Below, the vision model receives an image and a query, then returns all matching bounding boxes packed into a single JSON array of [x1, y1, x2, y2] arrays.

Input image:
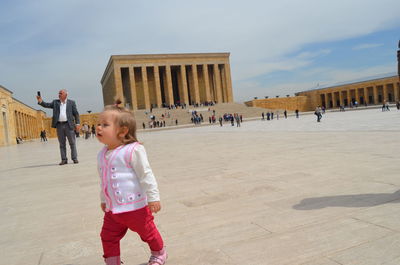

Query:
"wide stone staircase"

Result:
[[133, 103, 272, 129]]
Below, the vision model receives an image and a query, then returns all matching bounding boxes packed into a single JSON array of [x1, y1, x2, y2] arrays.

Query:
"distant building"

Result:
[[0, 85, 47, 146], [245, 74, 400, 111]]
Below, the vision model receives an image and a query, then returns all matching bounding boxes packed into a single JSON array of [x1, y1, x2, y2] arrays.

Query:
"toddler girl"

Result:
[[96, 101, 167, 265]]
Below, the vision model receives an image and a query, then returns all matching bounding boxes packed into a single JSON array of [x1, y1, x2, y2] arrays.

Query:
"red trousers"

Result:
[[100, 206, 164, 258]]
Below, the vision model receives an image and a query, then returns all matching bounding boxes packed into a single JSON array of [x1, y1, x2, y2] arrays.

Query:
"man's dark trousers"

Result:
[[57, 122, 77, 161]]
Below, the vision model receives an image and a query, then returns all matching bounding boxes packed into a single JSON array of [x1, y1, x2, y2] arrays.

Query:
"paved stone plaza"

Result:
[[1, 108, 400, 265]]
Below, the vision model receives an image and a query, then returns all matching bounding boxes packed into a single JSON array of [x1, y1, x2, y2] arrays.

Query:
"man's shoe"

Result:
[[73, 160, 79, 164], [59, 160, 68, 165]]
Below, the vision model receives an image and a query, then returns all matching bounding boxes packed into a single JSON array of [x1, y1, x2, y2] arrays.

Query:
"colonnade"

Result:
[[320, 81, 400, 109], [114, 63, 233, 110], [14, 111, 40, 140]]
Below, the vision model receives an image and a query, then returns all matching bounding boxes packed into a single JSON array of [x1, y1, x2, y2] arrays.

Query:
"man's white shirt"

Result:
[[59, 101, 67, 122]]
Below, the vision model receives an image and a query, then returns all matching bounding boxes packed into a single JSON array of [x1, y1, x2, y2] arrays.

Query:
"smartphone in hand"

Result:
[[37, 91, 41, 97]]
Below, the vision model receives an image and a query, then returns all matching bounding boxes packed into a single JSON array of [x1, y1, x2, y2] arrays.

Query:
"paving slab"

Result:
[[0, 108, 400, 265]]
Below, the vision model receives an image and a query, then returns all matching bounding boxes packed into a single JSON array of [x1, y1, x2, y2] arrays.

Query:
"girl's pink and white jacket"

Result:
[[97, 142, 160, 214]]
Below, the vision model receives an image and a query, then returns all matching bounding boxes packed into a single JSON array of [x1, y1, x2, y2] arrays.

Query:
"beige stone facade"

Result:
[[297, 75, 400, 110], [245, 75, 400, 111], [101, 53, 234, 109], [245, 96, 310, 112], [0, 85, 47, 146]]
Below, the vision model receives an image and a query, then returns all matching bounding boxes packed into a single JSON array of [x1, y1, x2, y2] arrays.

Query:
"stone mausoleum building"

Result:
[[101, 53, 234, 109]]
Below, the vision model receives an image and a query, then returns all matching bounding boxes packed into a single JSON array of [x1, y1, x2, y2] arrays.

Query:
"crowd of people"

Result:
[[143, 112, 179, 129], [148, 100, 217, 112]]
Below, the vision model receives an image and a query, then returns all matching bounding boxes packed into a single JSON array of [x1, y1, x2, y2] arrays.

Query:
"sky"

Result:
[[1, 0, 399, 115]]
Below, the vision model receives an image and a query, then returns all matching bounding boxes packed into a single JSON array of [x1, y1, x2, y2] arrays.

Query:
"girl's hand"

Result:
[[100, 203, 106, 212], [148, 201, 161, 213]]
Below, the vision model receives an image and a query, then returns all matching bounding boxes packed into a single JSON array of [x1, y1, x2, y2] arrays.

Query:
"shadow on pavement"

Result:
[[0, 163, 57, 173], [293, 190, 400, 210]]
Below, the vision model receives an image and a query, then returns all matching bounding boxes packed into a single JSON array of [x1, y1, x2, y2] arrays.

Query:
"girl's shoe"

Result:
[[148, 247, 167, 265], [105, 256, 121, 265]]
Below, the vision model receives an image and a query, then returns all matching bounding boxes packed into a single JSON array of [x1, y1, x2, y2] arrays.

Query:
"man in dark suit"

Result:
[[37, 89, 81, 165]]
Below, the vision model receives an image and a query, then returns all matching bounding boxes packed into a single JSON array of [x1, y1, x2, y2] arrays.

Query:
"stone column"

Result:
[[202, 64, 211, 102], [128, 67, 138, 110], [373, 86, 378, 104], [19, 113, 23, 138], [141, 66, 150, 110], [31, 117, 34, 139], [331, 92, 336, 108], [20, 114, 24, 139], [113, 66, 124, 105], [20, 113, 24, 138], [26, 116, 29, 139], [165, 65, 174, 105], [191, 64, 200, 104], [355, 88, 359, 103], [153, 66, 163, 107], [224, 63, 234, 102], [214, 64, 223, 103], [394, 82, 399, 102], [15, 112, 19, 137], [180, 65, 189, 105], [28, 117, 32, 139], [325, 93, 329, 108], [25, 116, 29, 139], [34, 117, 38, 139], [364, 87, 369, 104], [26, 115, 29, 139], [339, 90, 343, 106], [383, 84, 388, 103], [347, 90, 351, 106]]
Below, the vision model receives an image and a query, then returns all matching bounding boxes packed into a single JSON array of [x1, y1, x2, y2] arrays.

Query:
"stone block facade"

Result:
[[245, 96, 310, 111]]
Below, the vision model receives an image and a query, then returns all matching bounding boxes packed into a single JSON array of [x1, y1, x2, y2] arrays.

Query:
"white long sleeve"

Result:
[[98, 166, 106, 203], [130, 145, 160, 202]]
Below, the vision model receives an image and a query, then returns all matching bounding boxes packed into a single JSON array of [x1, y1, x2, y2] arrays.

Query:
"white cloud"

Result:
[[352, 43, 384, 50]]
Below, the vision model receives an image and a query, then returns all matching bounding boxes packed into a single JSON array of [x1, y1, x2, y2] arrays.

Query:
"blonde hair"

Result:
[[103, 100, 138, 144]]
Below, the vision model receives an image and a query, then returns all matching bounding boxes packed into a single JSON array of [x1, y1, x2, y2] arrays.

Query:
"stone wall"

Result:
[[245, 96, 310, 111]]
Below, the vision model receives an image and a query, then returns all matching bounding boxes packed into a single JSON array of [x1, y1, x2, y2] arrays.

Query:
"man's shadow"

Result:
[[293, 190, 400, 210]]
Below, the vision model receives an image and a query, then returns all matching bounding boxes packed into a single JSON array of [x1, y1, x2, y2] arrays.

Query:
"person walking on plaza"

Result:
[[43, 130, 47, 141], [315, 106, 322, 122], [96, 100, 167, 265], [91, 124, 96, 138], [295, 109, 299, 118], [37, 89, 80, 165], [385, 101, 390, 111], [40, 130, 48, 142], [83, 123, 90, 139]]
